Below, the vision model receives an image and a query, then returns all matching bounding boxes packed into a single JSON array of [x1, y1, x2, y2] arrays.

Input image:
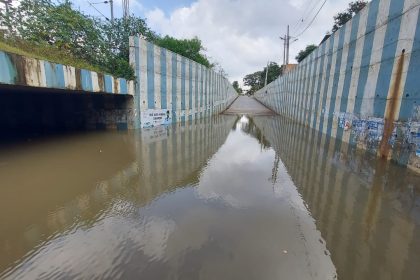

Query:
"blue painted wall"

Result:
[[130, 37, 237, 129], [255, 0, 420, 171]]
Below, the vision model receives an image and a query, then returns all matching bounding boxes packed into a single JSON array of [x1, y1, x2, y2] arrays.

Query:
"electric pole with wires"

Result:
[[281, 0, 326, 65], [110, 0, 114, 24], [122, 0, 129, 19], [286, 25, 290, 65], [280, 25, 297, 66], [280, 34, 286, 66], [264, 61, 269, 87]]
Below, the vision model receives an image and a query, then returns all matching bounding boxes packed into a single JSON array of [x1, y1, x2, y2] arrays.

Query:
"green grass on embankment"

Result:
[[0, 39, 103, 73]]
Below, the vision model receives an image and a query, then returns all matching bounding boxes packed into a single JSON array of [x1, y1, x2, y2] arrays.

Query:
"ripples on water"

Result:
[[0, 115, 419, 280]]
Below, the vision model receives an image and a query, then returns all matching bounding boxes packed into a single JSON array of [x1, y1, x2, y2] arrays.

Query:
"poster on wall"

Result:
[[141, 109, 172, 128]]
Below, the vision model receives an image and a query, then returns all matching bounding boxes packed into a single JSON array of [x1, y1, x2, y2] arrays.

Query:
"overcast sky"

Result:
[[73, 0, 356, 83]]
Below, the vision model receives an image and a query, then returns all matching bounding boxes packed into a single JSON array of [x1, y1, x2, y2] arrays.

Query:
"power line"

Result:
[[294, 0, 327, 38], [87, 1, 110, 21], [291, 0, 319, 33], [292, 0, 325, 35]]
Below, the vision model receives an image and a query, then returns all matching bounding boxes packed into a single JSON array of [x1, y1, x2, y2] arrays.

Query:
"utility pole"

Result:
[[123, 0, 130, 19], [264, 61, 269, 87], [283, 36, 286, 66], [280, 35, 287, 65], [286, 25, 290, 65], [109, 0, 114, 24], [280, 25, 298, 67]]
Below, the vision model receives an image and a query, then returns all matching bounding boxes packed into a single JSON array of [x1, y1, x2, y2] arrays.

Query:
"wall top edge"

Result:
[[130, 36, 232, 83], [256, 0, 420, 95], [0, 49, 130, 82]]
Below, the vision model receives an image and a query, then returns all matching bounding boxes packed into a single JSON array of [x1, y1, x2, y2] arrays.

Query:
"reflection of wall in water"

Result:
[[133, 115, 236, 201], [42, 115, 236, 220], [0, 115, 235, 274], [254, 116, 420, 280]]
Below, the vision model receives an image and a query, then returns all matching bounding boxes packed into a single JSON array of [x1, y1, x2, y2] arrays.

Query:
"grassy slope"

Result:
[[0, 40, 103, 73]]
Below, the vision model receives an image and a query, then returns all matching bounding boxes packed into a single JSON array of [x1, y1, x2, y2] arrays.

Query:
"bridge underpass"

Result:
[[1, 45, 420, 280], [0, 84, 133, 142], [1, 0, 420, 278]]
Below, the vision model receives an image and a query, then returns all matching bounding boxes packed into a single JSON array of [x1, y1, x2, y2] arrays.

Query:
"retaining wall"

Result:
[[0, 50, 133, 95], [255, 0, 420, 171], [0, 50, 135, 131], [129, 37, 237, 129]]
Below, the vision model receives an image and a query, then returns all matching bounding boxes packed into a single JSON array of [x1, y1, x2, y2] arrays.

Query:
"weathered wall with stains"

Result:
[[0, 51, 134, 95], [129, 37, 238, 129], [255, 0, 420, 172], [0, 50, 135, 130]]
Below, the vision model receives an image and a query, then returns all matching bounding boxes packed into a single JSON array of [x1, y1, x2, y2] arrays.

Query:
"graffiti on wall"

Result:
[[407, 121, 420, 157], [336, 111, 420, 157]]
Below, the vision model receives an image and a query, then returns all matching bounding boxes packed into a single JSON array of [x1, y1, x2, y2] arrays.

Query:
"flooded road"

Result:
[[0, 115, 419, 279], [224, 96, 274, 116]]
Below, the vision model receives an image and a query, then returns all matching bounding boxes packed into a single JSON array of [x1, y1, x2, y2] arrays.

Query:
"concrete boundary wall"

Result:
[[129, 37, 237, 128], [255, 0, 420, 171], [0, 50, 134, 95]]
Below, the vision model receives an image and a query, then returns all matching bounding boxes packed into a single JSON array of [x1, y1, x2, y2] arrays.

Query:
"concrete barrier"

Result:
[[0, 50, 134, 95], [129, 37, 237, 129], [255, 0, 420, 172]]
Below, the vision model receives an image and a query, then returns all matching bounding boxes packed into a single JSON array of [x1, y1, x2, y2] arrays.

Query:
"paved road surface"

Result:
[[224, 96, 275, 115]]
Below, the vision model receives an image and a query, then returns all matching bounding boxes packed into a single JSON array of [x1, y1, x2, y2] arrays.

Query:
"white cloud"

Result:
[[124, 0, 144, 12], [145, 0, 353, 84]]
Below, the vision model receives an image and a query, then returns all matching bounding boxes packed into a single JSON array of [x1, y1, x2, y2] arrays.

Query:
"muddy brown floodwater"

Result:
[[0, 115, 419, 280]]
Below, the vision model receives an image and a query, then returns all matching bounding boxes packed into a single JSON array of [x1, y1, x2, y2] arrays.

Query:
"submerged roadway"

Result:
[[224, 95, 275, 116]]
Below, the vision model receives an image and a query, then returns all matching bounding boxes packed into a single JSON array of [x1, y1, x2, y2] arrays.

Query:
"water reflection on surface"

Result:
[[254, 116, 420, 280], [0, 115, 336, 280], [0, 114, 419, 279]]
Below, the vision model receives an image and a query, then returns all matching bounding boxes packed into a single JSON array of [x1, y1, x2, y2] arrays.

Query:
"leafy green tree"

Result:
[[332, 1, 367, 32], [0, 0, 215, 80], [156, 36, 211, 67], [243, 71, 263, 94], [262, 62, 282, 84], [296, 44, 317, 63], [232, 81, 242, 94], [243, 62, 282, 94], [49, 1, 105, 64], [100, 16, 157, 79], [5, 0, 53, 42], [6, 0, 105, 64], [101, 16, 157, 60]]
